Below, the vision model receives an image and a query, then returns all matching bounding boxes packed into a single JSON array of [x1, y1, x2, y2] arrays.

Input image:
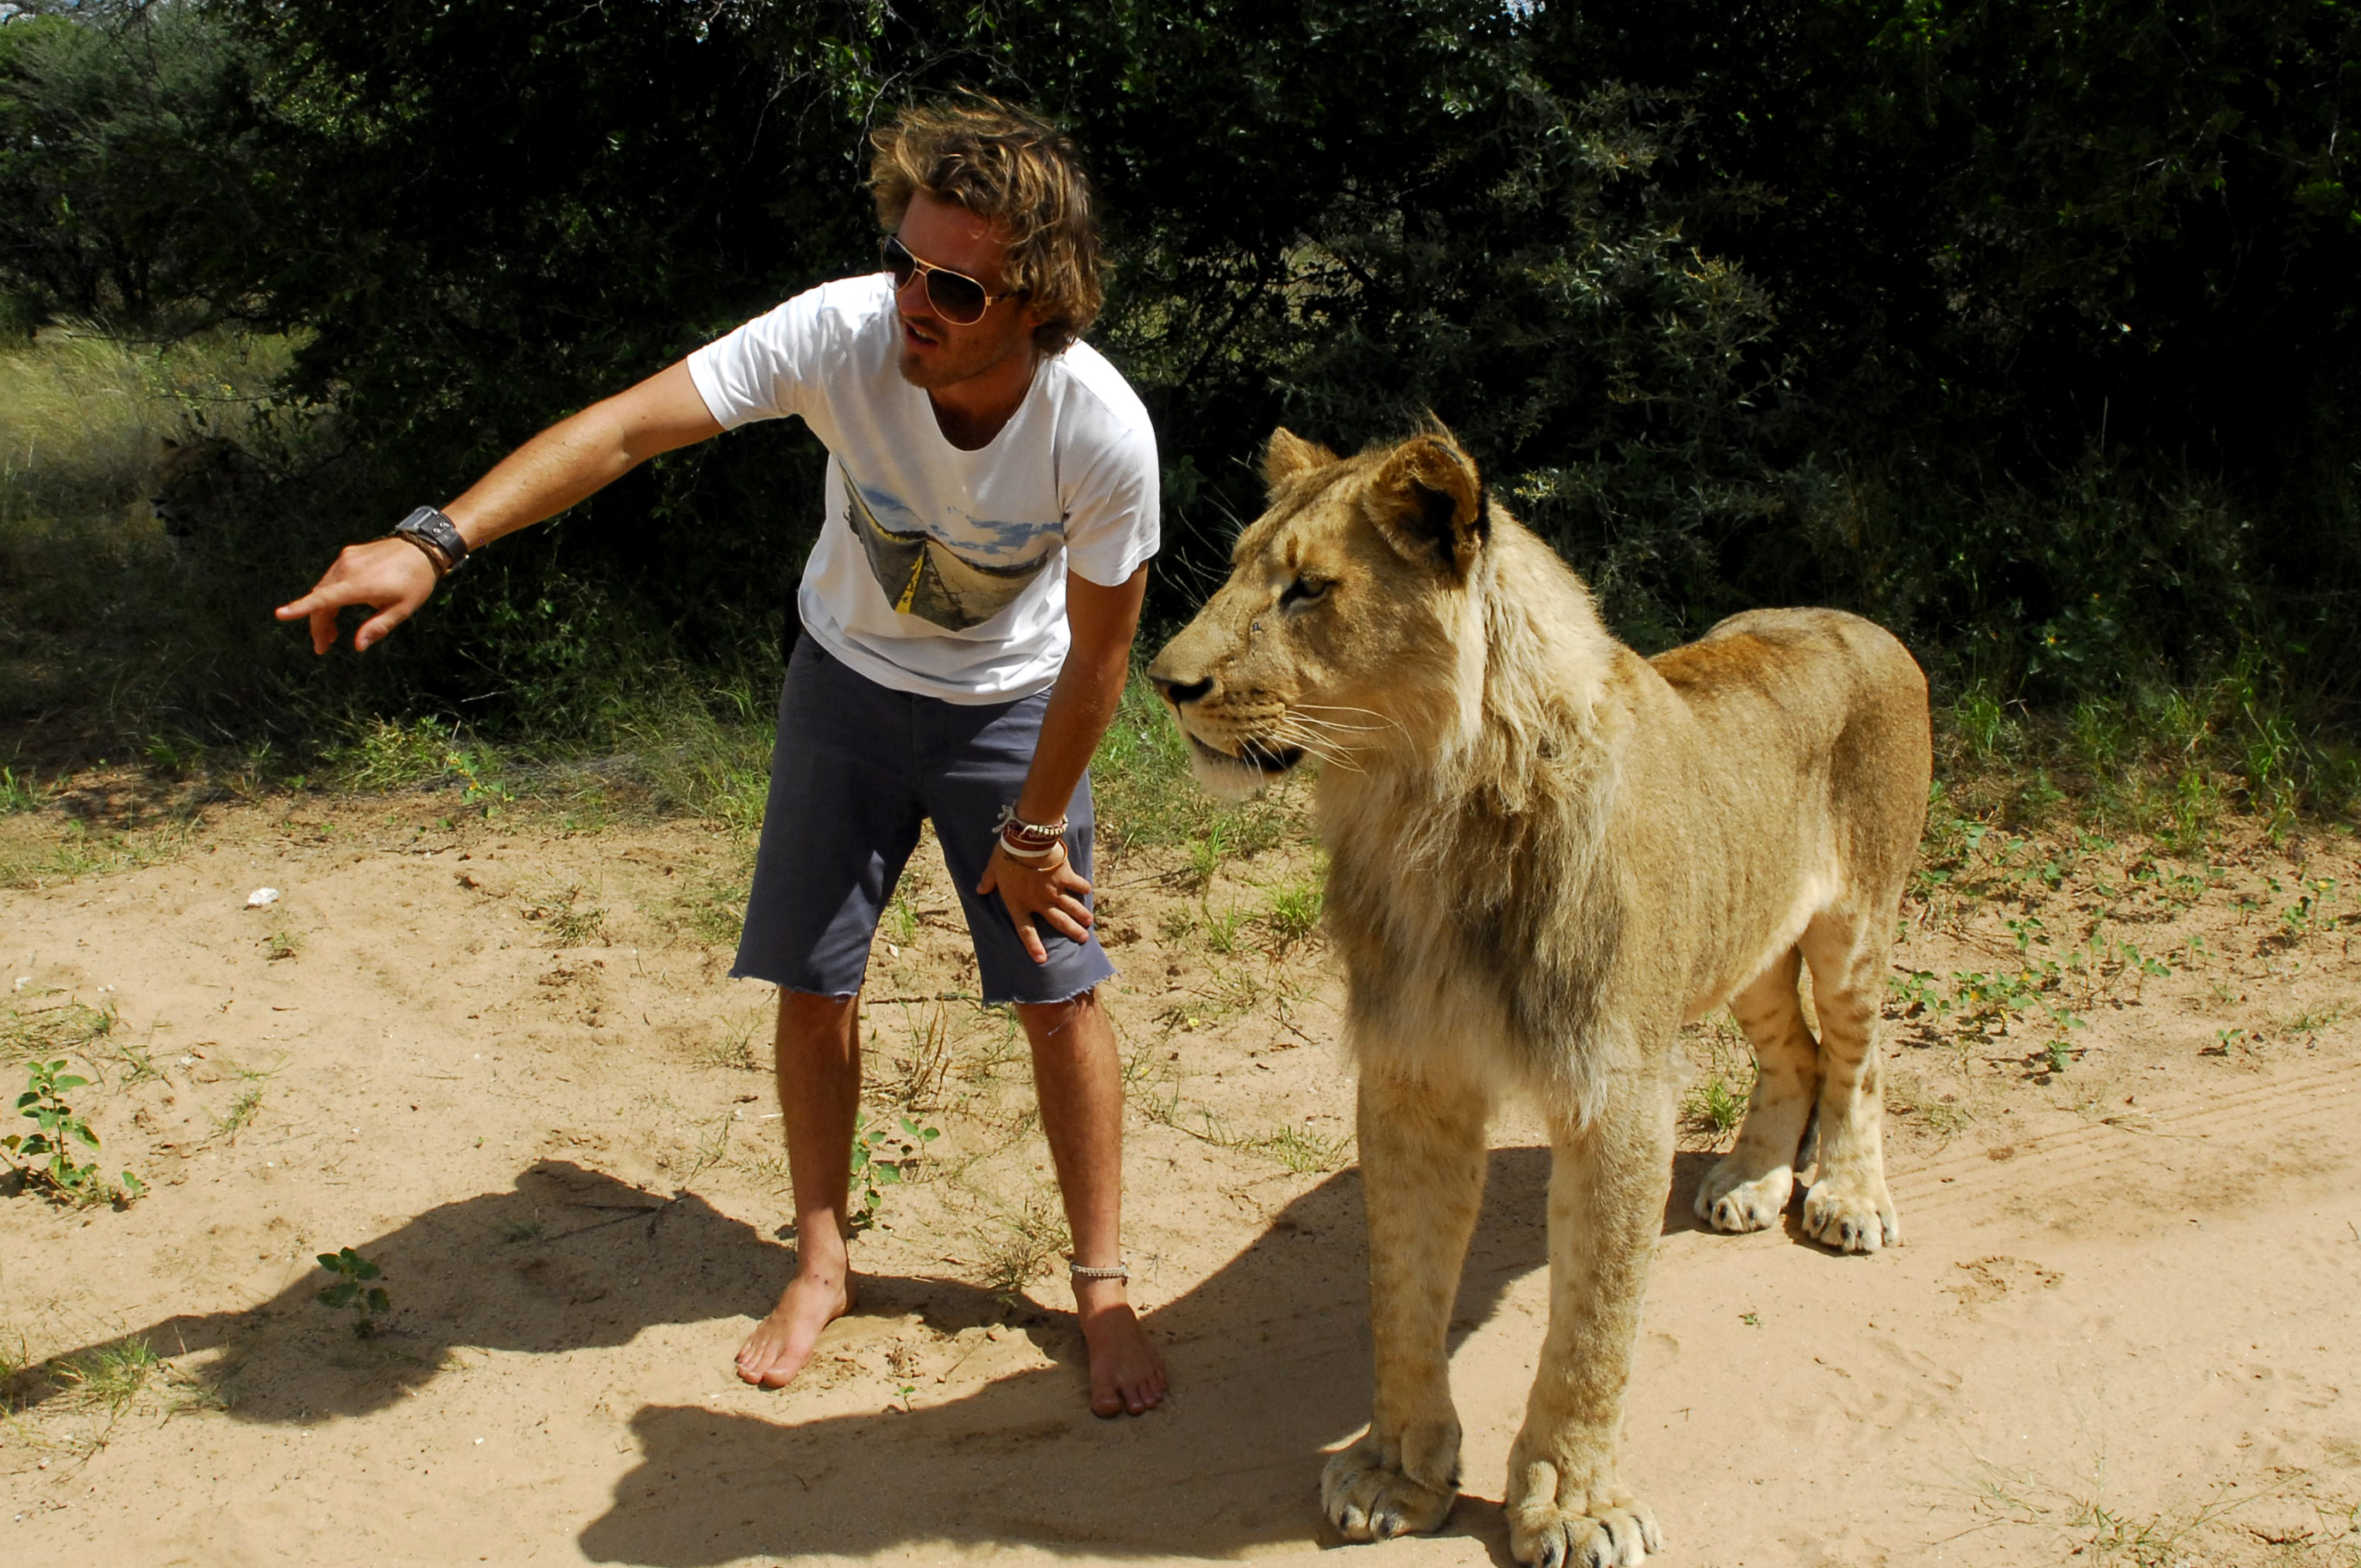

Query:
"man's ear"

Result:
[[1365, 432, 1488, 576], [1264, 427, 1340, 492]]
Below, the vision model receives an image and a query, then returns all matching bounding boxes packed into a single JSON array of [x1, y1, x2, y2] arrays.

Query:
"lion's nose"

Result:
[[1148, 673, 1213, 707]]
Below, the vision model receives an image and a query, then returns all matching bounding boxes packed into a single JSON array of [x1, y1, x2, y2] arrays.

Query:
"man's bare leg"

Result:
[[1016, 989, 1169, 1418], [737, 989, 861, 1387]]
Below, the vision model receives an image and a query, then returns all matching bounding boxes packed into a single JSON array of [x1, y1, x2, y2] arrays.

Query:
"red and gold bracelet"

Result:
[[996, 806, 1069, 861]]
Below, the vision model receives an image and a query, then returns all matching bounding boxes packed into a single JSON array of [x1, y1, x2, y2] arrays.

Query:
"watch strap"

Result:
[[393, 505, 469, 570]]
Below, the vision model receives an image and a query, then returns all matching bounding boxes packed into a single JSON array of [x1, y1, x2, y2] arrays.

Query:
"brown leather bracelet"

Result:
[[386, 529, 453, 579]]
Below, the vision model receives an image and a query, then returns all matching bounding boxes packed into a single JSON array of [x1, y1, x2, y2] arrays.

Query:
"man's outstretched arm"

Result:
[[275, 360, 722, 654]]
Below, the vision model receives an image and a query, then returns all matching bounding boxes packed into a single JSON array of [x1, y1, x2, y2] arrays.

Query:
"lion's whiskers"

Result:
[[1292, 703, 1401, 735], [1268, 717, 1365, 773]]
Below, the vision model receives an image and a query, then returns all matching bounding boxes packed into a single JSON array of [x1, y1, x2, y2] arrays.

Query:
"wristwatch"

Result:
[[390, 505, 469, 576]]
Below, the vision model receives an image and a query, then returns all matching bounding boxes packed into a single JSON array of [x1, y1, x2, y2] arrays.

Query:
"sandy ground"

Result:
[[3, 780, 2358, 1567]]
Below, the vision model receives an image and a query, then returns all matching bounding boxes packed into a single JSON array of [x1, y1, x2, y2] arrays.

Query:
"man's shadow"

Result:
[[31, 1147, 1727, 1562], [573, 1149, 1724, 1565], [20, 1160, 774, 1423]]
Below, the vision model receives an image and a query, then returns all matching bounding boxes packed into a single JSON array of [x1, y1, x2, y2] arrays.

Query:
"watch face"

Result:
[[400, 507, 464, 560]]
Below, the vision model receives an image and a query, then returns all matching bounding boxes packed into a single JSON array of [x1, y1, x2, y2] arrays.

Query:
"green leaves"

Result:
[[315, 1247, 391, 1336], [4, 1057, 137, 1205], [847, 1110, 942, 1233]]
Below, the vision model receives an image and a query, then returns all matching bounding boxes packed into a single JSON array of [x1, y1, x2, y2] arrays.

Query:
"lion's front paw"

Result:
[[1801, 1171, 1900, 1253], [1692, 1155, 1794, 1233], [1507, 1491, 1662, 1568], [1322, 1435, 1458, 1542]]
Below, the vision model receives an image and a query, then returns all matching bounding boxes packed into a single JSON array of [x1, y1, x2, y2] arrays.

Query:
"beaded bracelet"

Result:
[[995, 804, 1070, 856]]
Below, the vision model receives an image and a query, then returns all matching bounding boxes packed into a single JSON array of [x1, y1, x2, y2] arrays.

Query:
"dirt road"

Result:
[[4, 790, 2356, 1566]]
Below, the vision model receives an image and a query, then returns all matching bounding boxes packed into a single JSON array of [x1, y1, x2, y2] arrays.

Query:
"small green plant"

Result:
[[528, 884, 607, 946], [2004, 915, 2047, 955], [1264, 877, 1325, 946], [550, 904, 606, 946], [0, 765, 42, 814], [210, 1084, 265, 1143], [1681, 1075, 1749, 1138], [1187, 822, 1230, 887], [1201, 903, 1248, 956], [315, 1247, 391, 1337], [262, 928, 300, 961], [1952, 683, 2017, 761], [975, 1188, 1072, 1299], [2205, 1027, 2256, 1058], [848, 1110, 941, 1232], [1246, 1123, 1355, 1173], [1949, 968, 2042, 1027], [2281, 1002, 2349, 1038], [2280, 877, 2336, 940], [1885, 969, 1950, 1017], [4, 1059, 143, 1204], [496, 1218, 545, 1244], [51, 1335, 160, 1410]]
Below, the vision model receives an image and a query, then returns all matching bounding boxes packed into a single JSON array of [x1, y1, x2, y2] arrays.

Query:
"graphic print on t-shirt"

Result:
[[845, 481, 1053, 632]]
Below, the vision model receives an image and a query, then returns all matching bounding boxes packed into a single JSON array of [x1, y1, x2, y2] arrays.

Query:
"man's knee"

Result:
[[1015, 986, 1103, 1046], [777, 987, 860, 1042]]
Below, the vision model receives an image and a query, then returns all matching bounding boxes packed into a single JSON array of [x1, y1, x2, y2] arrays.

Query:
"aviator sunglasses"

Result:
[[882, 234, 1023, 326]]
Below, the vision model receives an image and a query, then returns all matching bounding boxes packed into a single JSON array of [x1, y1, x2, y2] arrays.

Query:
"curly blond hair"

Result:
[[869, 97, 1103, 357]]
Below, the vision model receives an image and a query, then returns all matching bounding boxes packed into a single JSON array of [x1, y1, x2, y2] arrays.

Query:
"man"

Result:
[[276, 100, 1168, 1419]]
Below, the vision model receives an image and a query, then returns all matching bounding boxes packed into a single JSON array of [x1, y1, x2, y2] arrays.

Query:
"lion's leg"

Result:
[[1694, 946, 1820, 1233], [1322, 1062, 1489, 1542], [1503, 1081, 1673, 1568], [1797, 909, 1901, 1253]]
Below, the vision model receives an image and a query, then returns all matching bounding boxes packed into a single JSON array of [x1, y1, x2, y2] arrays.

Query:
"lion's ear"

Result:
[[1367, 433, 1488, 576], [1263, 427, 1339, 492]]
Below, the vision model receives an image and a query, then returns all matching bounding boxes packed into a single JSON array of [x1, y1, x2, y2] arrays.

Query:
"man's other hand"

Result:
[[978, 842, 1096, 964], [276, 538, 440, 654]]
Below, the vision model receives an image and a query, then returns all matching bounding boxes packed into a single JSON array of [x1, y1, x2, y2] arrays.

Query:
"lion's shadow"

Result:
[[34, 1144, 1737, 1562], [574, 1146, 1564, 1565]]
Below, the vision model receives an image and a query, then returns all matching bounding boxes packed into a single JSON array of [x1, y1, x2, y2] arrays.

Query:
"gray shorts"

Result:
[[730, 636, 1116, 1006]]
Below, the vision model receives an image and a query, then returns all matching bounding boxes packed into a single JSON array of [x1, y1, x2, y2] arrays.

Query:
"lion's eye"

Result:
[[1278, 576, 1329, 611]]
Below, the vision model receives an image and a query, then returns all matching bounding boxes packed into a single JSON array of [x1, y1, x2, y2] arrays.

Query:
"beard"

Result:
[[896, 312, 1031, 391]]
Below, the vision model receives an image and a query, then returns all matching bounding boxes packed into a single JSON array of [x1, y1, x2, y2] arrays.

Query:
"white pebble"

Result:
[[246, 887, 280, 908]]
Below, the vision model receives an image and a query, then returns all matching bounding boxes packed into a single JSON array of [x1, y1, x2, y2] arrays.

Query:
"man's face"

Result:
[[892, 191, 1043, 392]]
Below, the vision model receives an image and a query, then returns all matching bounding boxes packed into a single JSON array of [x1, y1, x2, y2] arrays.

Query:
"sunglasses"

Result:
[[882, 234, 1022, 326]]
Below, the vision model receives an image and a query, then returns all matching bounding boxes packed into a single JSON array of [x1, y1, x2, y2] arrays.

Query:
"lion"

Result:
[[1145, 426, 1930, 1568]]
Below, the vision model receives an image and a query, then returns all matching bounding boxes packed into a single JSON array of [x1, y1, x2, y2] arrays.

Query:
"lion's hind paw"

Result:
[[1508, 1492, 1662, 1568], [1692, 1157, 1794, 1234], [1801, 1173, 1901, 1253], [1322, 1437, 1457, 1541]]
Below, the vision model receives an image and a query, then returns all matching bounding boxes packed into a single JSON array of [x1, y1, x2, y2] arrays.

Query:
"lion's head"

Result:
[[1145, 425, 1493, 800]]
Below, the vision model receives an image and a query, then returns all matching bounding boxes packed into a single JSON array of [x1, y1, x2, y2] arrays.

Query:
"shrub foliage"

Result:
[[1, 0, 2355, 747]]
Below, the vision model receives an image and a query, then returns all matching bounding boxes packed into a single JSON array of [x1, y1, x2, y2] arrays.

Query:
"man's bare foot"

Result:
[[736, 1271, 856, 1388], [1074, 1281, 1167, 1417]]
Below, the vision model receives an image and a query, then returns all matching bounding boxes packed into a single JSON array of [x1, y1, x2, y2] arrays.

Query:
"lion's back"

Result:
[[1649, 606, 1931, 906]]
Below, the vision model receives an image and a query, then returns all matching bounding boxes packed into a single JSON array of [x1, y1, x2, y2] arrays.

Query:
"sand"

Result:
[[3, 782, 2356, 1566]]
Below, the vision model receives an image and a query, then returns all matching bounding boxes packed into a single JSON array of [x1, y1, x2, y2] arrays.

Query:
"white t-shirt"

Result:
[[686, 275, 1160, 704]]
